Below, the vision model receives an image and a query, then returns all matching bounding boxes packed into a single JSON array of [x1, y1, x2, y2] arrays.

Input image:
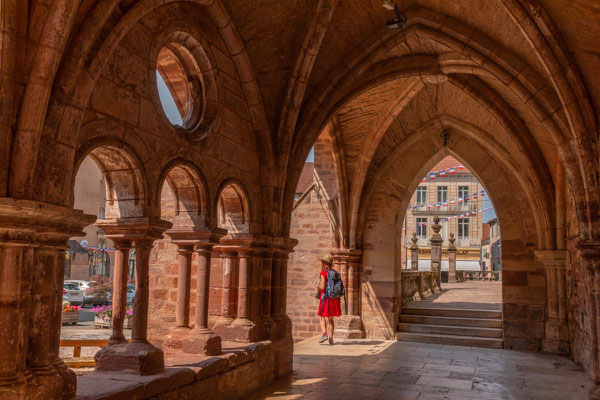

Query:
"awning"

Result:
[[67, 240, 89, 255]]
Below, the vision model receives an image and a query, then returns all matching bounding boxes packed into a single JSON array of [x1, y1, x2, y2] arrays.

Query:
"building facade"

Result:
[[403, 156, 487, 270]]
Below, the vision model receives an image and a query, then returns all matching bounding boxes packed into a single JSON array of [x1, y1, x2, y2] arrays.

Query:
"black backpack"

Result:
[[325, 270, 345, 299]]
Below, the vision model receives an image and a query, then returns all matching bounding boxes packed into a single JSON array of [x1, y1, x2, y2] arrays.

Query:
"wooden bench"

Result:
[[60, 339, 131, 368]]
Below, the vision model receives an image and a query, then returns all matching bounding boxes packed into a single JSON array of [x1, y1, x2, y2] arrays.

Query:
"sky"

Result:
[[306, 147, 314, 162], [156, 70, 183, 126], [482, 194, 497, 223]]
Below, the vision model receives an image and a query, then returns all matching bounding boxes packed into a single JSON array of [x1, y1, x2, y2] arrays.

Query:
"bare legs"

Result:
[[326, 317, 335, 340], [320, 316, 327, 335]]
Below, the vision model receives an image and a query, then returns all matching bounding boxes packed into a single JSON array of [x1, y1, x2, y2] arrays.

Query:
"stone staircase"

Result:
[[396, 307, 503, 348]]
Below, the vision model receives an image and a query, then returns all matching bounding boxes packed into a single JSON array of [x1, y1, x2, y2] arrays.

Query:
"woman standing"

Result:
[[317, 254, 342, 345]]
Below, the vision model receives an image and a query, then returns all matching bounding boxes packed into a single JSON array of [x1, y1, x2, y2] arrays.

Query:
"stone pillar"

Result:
[[95, 217, 171, 375], [261, 249, 273, 331], [230, 248, 263, 341], [212, 248, 237, 338], [430, 217, 443, 275], [0, 199, 94, 400], [108, 239, 132, 343], [410, 232, 419, 270], [175, 245, 194, 328], [536, 250, 569, 355], [448, 233, 457, 283], [132, 240, 154, 342], [0, 243, 35, 400], [270, 238, 297, 340], [164, 227, 225, 354], [332, 249, 364, 339]]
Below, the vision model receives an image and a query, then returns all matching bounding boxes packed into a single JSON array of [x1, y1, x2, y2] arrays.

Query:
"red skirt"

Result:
[[318, 293, 342, 317]]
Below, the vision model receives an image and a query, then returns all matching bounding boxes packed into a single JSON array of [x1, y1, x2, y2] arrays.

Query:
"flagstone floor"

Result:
[[248, 337, 594, 400]]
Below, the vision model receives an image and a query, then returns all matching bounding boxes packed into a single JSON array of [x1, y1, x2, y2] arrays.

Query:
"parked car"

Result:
[[64, 280, 109, 306], [107, 285, 135, 305], [63, 283, 84, 305]]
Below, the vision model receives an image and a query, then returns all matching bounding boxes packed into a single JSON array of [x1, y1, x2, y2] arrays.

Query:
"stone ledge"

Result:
[[74, 338, 292, 400]]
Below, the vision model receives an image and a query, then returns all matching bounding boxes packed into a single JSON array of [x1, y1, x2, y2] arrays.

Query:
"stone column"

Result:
[[95, 217, 171, 375], [261, 249, 273, 329], [332, 249, 364, 339], [230, 248, 263, 341], [430, 217, 443, 275], [108, 239, 132, 343], [448, 233, 457, 282], [270, 238, 297, 340], [0, 199, 94, 400], [213, 249, 237, 336], [0, 243, 35, 400], [536, 250, 569, 355], [410, 233, 419, 270], [132, 240, 154, 342], [175, 245, 194, 328]]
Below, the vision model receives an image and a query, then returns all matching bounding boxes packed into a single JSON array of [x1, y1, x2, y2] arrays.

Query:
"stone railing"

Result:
[[456, 270, 502, 281], [401, 270, 442, 306]]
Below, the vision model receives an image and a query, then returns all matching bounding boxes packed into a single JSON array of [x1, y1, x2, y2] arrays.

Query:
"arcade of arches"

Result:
[[1, 1, 600, 399]]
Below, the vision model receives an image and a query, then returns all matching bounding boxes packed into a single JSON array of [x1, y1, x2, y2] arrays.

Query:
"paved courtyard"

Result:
[[248, 337, 594, 400], [410, 281, 503, 310]]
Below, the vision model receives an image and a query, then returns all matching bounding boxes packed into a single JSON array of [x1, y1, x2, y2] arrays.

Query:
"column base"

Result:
[[335, 315, 364, 339], [269, 315, 292, 341], [164, 327, 222, 355], [52, 356, 77, 399], [214, 318, 265, 342], [542, 321, 570, 355], [95, 341, 165, 375], [0, 371, 36, 400], [29, 365, 62, 399]]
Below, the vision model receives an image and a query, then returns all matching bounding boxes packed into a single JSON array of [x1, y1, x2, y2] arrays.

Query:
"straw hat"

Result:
[[320, 254, 333, 265]]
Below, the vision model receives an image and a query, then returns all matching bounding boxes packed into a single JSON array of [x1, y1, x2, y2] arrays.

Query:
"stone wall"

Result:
[[287, 189, 335, 341]]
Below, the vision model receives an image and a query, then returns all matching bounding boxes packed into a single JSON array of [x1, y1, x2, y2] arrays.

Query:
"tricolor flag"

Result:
[[471, 211, 476, 216], [454, 215, 458, 219], [443, 202, 448, 207], [440, 170, 446, 177], [458, 164, 465, 170], [465, 195, 470, 201], [450, 198, 456, 204], [484, 208, 488, 212], [424, 222, 428, 226], [429, 172, 436, 180], [421, 177, 426, 183], [478, 209, 482, 214], [472, 192, 478, 199], [480, 190, 485, 197], [436, 202, 441, 208], [490, 205, 494, 209], [458, 197, 463, 203], [449, 167, 456, 174], [427, 204, 432, 210]]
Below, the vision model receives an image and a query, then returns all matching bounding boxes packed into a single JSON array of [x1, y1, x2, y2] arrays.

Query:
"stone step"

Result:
[[399, 314, 502, 328], [402, 307, 502, 319], [395, 331, 503, 349], [398, 323, 503, 338]]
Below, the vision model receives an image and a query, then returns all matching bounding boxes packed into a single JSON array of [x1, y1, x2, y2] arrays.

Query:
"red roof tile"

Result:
[[296, 162, 314, 194], [430, 156, 470, 174]]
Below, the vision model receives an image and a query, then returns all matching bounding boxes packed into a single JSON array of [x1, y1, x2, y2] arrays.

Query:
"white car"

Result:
[[107, 284, 135, 305], [63, 283, 84, 305], [64, 280, 109, 305]]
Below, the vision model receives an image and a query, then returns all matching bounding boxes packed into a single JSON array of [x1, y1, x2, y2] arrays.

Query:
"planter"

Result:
[[94, 314, 132, 329], [62, 311, 79, 325]]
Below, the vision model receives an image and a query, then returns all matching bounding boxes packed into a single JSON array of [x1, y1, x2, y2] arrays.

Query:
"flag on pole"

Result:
[[429, 172, 436, 180], [465, 195, 470, 201], [449, 167, 456, 174], [443, 202, 448, 207], [427, 204, 432, 210]]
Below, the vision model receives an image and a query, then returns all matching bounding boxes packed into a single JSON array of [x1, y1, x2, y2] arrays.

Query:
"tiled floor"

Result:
[[410, 281, 502, 310], [248, 338, 594, 400]]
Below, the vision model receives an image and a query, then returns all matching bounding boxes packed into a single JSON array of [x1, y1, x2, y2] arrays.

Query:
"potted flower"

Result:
[[91, 305, 133, 329], [61, 301, 80, 325]]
